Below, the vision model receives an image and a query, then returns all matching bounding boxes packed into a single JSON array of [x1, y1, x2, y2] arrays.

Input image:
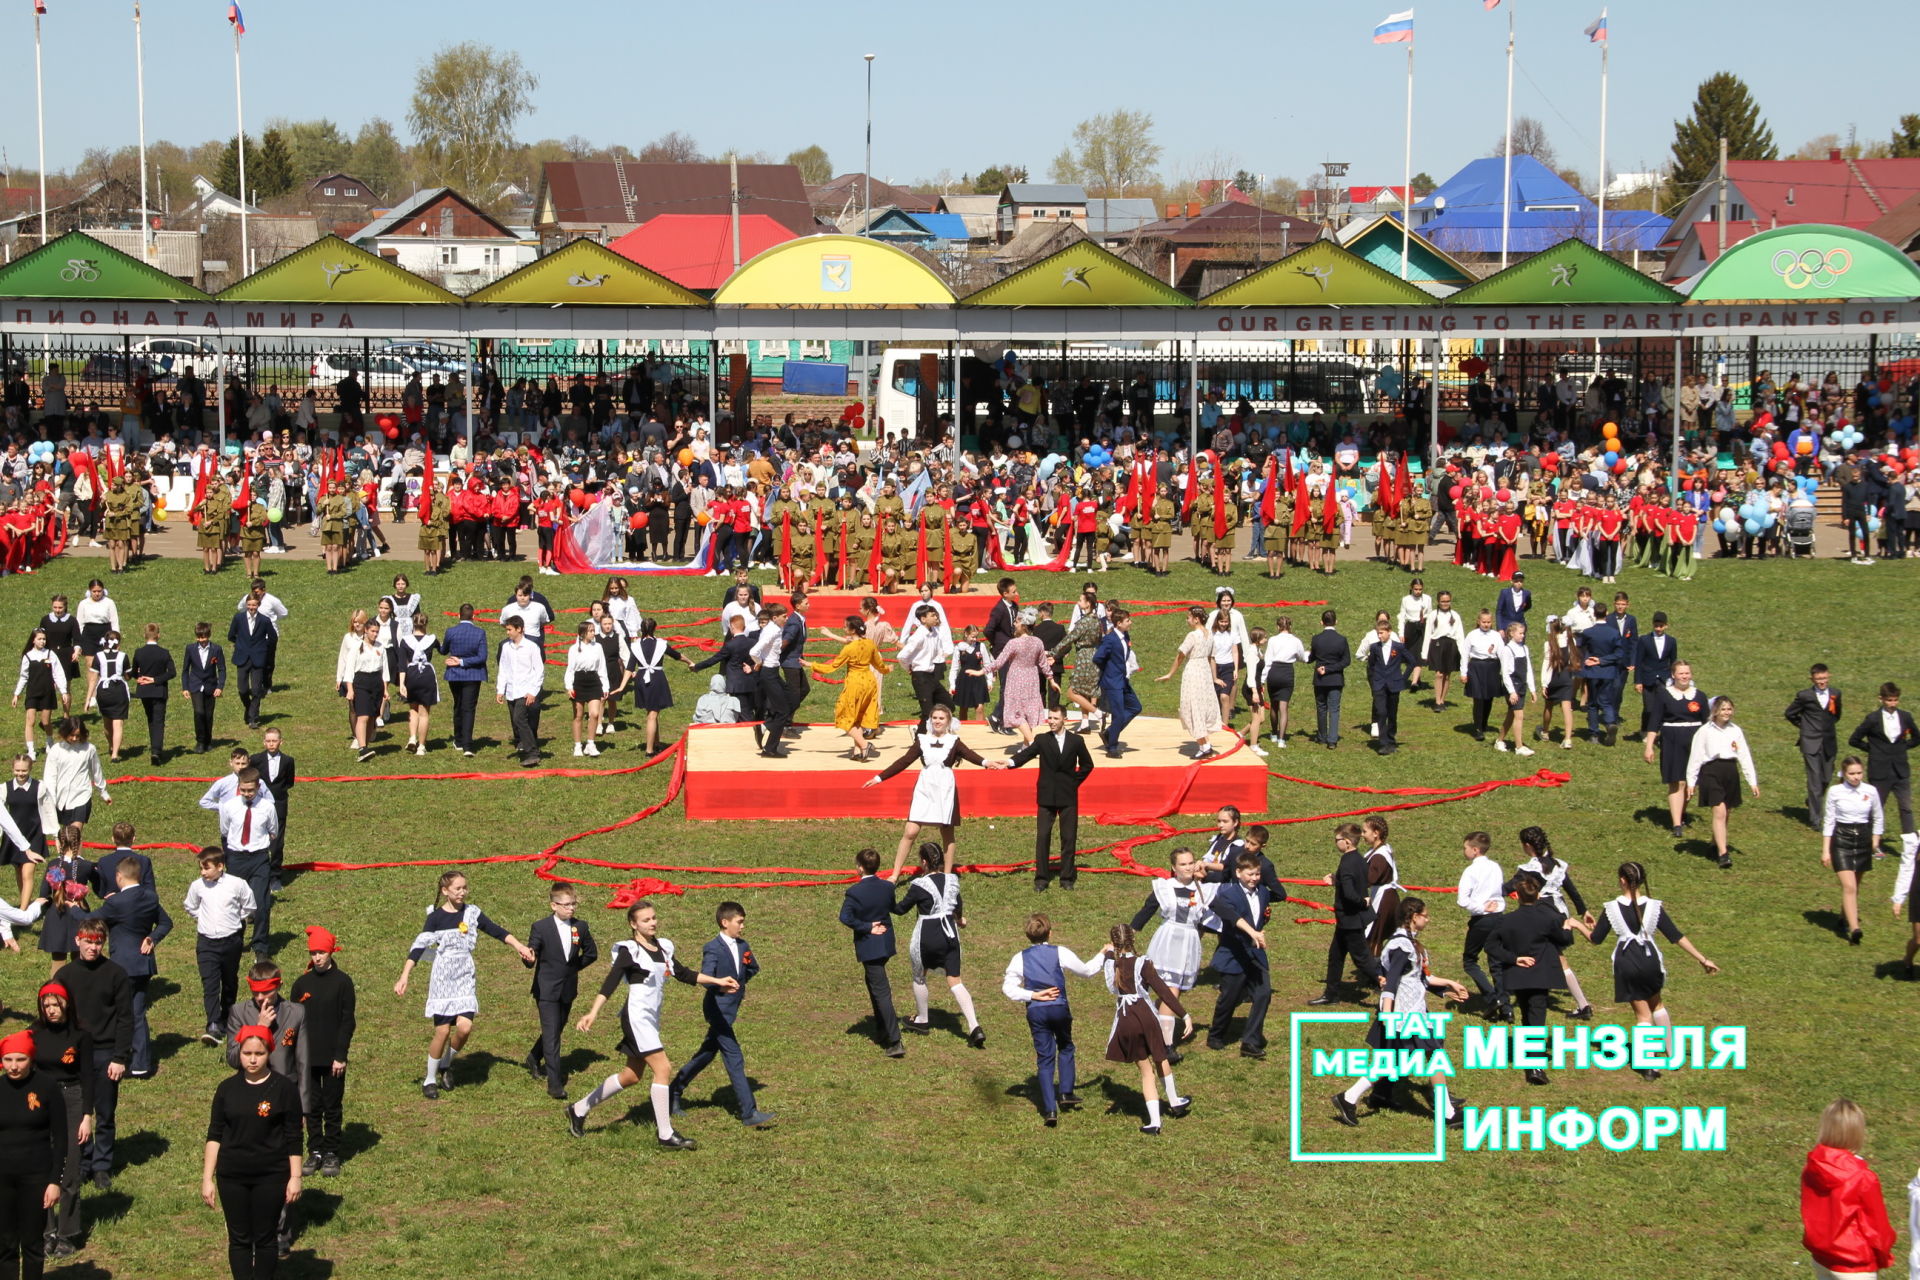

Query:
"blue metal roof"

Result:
[[1411, 155, 1669, 253]]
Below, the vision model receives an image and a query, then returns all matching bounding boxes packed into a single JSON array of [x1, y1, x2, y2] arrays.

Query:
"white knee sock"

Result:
[[1343, 1078, 1373, 1105], [1651, 1007, 1673, 1028], [912, 981, 930, 1022], [1163, 1071, 1184, 1106], [1145, 1098, 1161, 1127], [1563, 965, 1589, 1009], [651, 1083, 674, 1140], [424, 1055, 440, 1085], [1441, 1087, 1458, 1119], [951, 983, 979, 1032], [574, 1072, 625, 1117], [1156, 1010, 1177, 1046]]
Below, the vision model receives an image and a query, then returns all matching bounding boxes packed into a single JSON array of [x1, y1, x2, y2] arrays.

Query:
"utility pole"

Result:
[[1716, 135, 1728, 258], [729, 153, 741, 274]]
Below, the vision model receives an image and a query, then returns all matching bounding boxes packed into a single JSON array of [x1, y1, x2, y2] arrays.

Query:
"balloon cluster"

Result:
[[1719, 491, 1777, 537], [1831, 425, 1864, 451], [25, 441, 55, 464], [375, 412, 402, 441]]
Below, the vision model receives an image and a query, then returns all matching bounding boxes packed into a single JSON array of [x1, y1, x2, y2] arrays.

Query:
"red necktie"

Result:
[[240, 805, 252, 845]]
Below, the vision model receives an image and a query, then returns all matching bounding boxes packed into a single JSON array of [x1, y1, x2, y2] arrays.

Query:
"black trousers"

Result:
[[198, 934, 245, 1033], [236, 664, 268, 726], [1209, 964, 1272, 1051], [82, 1048, 118, 1178], [1035, 803, 1078, 885], [217, 1170, 288, 1280], [0, 1169, 47, 1280], [140, 695, 167, 759], [189, 690, 218, 751], [507, 695, 541, 763], [909, 669, 947, 730], [529, 998, 573, 1091], [672, 509, 692, 559], [1461, 914, 1508, 1006], [781, 666, 810, 725], [1322, 922, 1381, 995], [449, 681, 481, 750], [49, 1077, 82, 1244], [1515, 989, 1551, 1028], [1874, 775, 1917, 837], [1471, 697, 1496, 736], [1371, 687, 1401, 747], [1639, 686, 1664, 738], [753, 671, 791, 746], [267, 817, 288, 883], [227, 849, 273, 956], [1801, 746, 1835, 827], [861, 959, 899, 1047], [302, 1065, 346, 1156]]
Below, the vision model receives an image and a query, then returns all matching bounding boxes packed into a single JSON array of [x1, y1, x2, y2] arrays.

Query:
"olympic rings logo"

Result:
[[1771, 247, 1851, 291]]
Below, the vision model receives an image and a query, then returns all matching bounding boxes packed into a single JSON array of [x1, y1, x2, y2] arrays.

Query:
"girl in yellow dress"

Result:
[[812, 616, 894, 762]]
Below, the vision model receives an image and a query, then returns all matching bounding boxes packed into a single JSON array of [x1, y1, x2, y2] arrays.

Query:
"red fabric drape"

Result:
[[418, 444, 434, 520], [1259, 454, 1278, 526], [1321, 473, 1339, 532], [1291, 465, 1311, 535]]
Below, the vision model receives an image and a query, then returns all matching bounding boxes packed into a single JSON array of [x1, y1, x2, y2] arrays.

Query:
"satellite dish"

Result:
[[1433, 196, 1447, 211]]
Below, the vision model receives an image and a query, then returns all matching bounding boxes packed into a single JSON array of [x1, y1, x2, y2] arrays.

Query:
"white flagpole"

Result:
[[1400, 40, 1414, 279], [1500, 1, 1515, 268], [233, 16, 249, 273], [1596, 24, 1610, 252], [135, 1, 150, 259], [34, 5, 47, 244]]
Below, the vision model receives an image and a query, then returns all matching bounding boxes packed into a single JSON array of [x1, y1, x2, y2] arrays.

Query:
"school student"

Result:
[[218, 769, 279, 960], [29, 982, 88, 1259], [88, 856, 170, 1079], [1206, 852, 1275, 1060], [180, 621, 226, 756], [892, 844, 984, 1047], [1568, 862, 1719, 1080], [53, 919, 130, 1192], [1456, 831, 1510, 1022], [1507, 825, 1594, 1019], [185, 848, 256, 1047], [0, 1027, 67, 1278], [393, 871, 536, 1100], [1312, 822, 1384, 1005], [521, 884, 598, 1100], [288, 926, 354, 1178], [567, 900, 736, 1150], [1332, 898, 1471, 1128], [669, 901, 775, 1129], [839, 847, 904, 1057], [1486, 872, 1576, 1086], [1129, 849, 1219, 1049], [130, 623, 176, 766], [1686, 696, 1762, 870], [200, 1025, 302, 1280], [1848, 681, 1917, 861], [249, 729, 296, 896], [223, 958, 308, 1260], [1461, 610, 1504, 742], [1102, 923, 1192, 1135], [1000, 913, 1106, 1126]]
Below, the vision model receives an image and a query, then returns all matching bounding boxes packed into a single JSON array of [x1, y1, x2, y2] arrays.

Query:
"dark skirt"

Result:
[[1403, 620, 1427, 659], [1544, 669, 1575, 706], [571, 671, 604, 704], [1265, 672, 1295, 704], [23, 663, 59, 712], [1106, 1001, 1172, 1065], [401, 666, 439, 708], [1465, 657, 1503, 702], [1365, 1016, 1443, 1057], [78, 621, 111, 657], [40, 907, 84, 954], [953, 671, 988, 708], [1611, 943, 1666, 1003], [350, 671, 384, 718], [1212, 662, 1235, 696], [1830, 822, 1875, 876], [96, 683, 129, 722], [1658, 729, 1701, 785], [1426, 636, 1460, 675], [634, 671, 673, 712], [384, 645, 404, 685], [1695, 757, 1742, 809]]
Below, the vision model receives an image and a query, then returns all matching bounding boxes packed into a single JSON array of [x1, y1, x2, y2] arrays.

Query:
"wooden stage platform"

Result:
[[681, 716, 1266, 821]]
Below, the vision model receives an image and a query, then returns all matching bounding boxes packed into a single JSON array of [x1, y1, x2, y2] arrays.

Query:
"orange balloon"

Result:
[[1601, 422, 1618, 439], [696, 510, 711, 525], [677, 448, 695, 466]]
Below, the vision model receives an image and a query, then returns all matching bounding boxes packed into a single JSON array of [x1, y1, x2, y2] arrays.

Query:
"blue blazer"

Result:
[[700, 933, 759, 1024], [1632, 632, 1678, 686], [226, 612, 276, 670], [90, 884, 173, 980], [1580, 620, 1625, 677], [443, 621, 489, 684], [1091, 631, 1132, 691], [839, 875, 899, 963], [1365, 638, 1414, 693], [1611, 612, 1639, 652], [181, 642, 225, 694], [1494, 586, 1531, 634], [1210, 880, 1272, 975]]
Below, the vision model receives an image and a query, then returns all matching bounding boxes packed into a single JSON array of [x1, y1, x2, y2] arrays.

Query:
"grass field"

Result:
[[1, 546, 1915, 1279]]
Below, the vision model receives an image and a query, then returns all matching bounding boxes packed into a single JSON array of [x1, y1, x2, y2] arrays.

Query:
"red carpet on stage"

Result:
[[682, 717, 1265, 821], [803, 591, 1049, 631]]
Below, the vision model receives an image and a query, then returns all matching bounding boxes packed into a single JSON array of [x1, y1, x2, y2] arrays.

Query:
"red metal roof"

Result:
[[605, 214, 798, 290], [537, 162, 814, 236], [1721, 156, 1920, 231]]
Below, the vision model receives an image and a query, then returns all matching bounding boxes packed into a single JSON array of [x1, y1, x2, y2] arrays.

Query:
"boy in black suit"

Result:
[[1849, 682, 1918, 858], [180, 620, 226, 754], [1783, 663, 1841, 827], [839, 847, 904, 1056], [227, 595, 276, 729], [250, 728, 296, 895], [131, 622, 176, 765], [670, 901, 774, 1128], [1312, 821, 1382, 1004], [90, 856, 171, 1079], [1308, 609, 1350, 749], [1206, 853, 1274, 1059], [1006, 708, 1096, 891], [1361, 618, 1413, 755], [1632, 611, 1679, 742], [522, 883, 598, 1099]]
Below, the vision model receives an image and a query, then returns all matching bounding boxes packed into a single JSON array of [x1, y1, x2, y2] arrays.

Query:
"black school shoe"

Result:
[[657, 1132, 698, 1151], [1331, 1092, 1360, 1127]]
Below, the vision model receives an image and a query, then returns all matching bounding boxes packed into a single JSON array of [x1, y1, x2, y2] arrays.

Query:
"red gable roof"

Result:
[[1722, 156, 1920, 231], [606, 213, 798, 290]]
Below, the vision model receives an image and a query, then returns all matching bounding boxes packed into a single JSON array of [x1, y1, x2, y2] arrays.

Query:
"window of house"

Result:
[[1033, 209, 1047, 218], [483, 247, 501, 267], [1729, 203, 1746, 220], [439, 246, 458, 266], [344, 187, 359, 197], [322, 187, 336, 197]]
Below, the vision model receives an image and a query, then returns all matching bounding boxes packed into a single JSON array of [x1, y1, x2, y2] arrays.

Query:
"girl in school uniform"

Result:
[[890, 840, 986, 1047], [1685, 696, 1761, 870], [398, 613, 441, 756], [1461, 610, 1504, 742], [1568, 861, 1719, 1080], [1103, 923, 1192, 1136], [587, 603, 632, 738], [1642, 661, 1710, 838], [1821, 756, 1882, 947], [369, 595, 403, 728], [1361, 816, 1403, 953], [1126, 848, 1220, 1049], [91, 632, 131, 763], [863, 705, 1005, 879], [37, 596, 80, 703], [393, 871, 536, 1100], [74, 581, 120, 712], [1534, 617, 1579, 750], [1252, 615, 1307, 749], [1206, 610, 1241, 729], [629, 618, 694, 757], [567, 899, 736, 1150], [382, 575, 423, 641], [949, 626, 990, 723], [4, 753, 49, 910], [564, 621, 609, 758], [1505, 825, 1594, 1019], [38, 824, 93, 968], [1493, 621, 1537, 757], [1331, 897, 1471, 1128], [42, 717, 108, 829], [335, 612, 384, 764], [13, 628, 68, 761], [1422, 590, 1465, 712], [1396, 580, 1432, 690]]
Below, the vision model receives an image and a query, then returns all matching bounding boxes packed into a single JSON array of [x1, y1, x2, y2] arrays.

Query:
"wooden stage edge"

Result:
[[681, 716, 1266, 821]]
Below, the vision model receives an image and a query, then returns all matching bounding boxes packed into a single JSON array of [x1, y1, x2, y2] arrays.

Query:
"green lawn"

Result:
[[3, 547, 1915, 1279]]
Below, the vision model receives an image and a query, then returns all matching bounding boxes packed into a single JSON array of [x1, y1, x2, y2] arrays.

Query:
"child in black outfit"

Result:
[[288, 926, 355, 1178]]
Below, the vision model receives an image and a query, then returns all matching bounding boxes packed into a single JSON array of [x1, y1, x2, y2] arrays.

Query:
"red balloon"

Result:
[[1771, 441, 1790, 458], [1496, 488, 1511, 504], [374, 413, 400, 432], [381, 422, 399, 441], [1541, 454, 1560, 471], [628, 512, 649, 531], [568, 487, 590, 510], [1448, 484, 1464, 500], [1612, 460, 1628, 475]]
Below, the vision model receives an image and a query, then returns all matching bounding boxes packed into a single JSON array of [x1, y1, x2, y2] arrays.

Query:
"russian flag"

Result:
[[1373, 9, 1414, 43], [1585, 10, 1608, 41], [227, 2, 244, 34]]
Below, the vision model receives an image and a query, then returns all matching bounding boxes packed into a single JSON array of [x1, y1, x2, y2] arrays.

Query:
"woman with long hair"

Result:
[[1820, 756, 1882, 947], [1567, 861, 1719, 1080], [1536, 616, 1579, 749], [1685, 696, 1760, 870], [1332, 897, 1470, 1128], [1102, 923, 1191, 1136], [1158, 606, 1224, 760]]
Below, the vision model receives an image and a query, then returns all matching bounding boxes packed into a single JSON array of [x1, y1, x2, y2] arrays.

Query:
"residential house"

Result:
[[1867, 191, 1920, 264], [1083, 198, 1159, 244], [533, 161, 815, 248], [351, 187, 534, 289], [834, 206, 970, 250], [181, 175, 260, 223], [808, 173, 935, 221], [937, 193, 1000, 246], [1126, 201, 1327, 295], [997, 183, 1087, 244]]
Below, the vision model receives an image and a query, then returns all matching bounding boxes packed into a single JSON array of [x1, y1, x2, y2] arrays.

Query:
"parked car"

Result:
[[381, 342, 468, 376], [309, 351, 423, 390], [82, 338, 246, 382]]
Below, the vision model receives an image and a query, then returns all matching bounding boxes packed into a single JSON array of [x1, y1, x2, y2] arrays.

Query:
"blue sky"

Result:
[[1, 0, 1911, 193]]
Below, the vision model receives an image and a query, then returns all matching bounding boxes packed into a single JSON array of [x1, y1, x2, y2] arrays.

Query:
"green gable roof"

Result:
[[961, 240, 1191, 307], [1343, 216, 1475, 290], [0, 231, 208, 301], [1448, 238, 1682, 307], [466, 238, 707, 307], [1686, 224, 1920, 303], [1200, 240, 1435, 307], [217, 235, 461, 304]]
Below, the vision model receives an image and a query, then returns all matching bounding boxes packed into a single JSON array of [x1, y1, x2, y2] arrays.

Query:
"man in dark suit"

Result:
[[1784, 662, 1841, 827], [180, 620, 226, 754], [1308, 609, 1351, 749], [522, 883, 598, 1099], [983, 578, 1020, 733], [1311, 823, 1382, 1004], [1632, 611, 1679, 742], [1848, 682, 1918, 858], [670, 901, 775, 1128], [1578, 612, 1625, 746], [90, 822, 155, 896], [1030, 603, 1067, 710], [89, 857, 171, 1080], [839, 848, 904, 1056], [249, 727, 296, 895], [1205, 853, 1273, 1059], [1494, 572, 1531, 634], [777, 590, 811, 732], [131, 627, 177, 765], [1007, 709, 1096, 891], [1361, 619, 1414, 755], [1092, 608, 1141, 758], [226, 595, 276, 730], [692, 615, 762, 728], [1485, 870, 1577, 1085], [442, 603, 489, 756]]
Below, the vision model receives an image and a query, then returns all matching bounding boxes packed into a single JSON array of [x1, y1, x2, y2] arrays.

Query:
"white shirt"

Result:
[[1461, 626, 1502, 675], [1498, 638, 1534, 697], [218, 793, 278, 852], [500, 599, 553, 641], [1563, 602, 1599, 634], [1396, 594, 1432, 634], [911, 599, 953, 649], [199, 772, 242, 811], [1882, 709, 1903, 742], [238, 592, 288, 633], [13, 651, 67, 699], [551, 912, 573, 961], [606, 595, 643, 640], [746, 622, 784, 670], [999, 945, 1107, 1001], [896, 623, 946, 674], [184, 873, 257, 939], [719, 600, 758, 636], [1823, 781, 1884, 838], [41, 741, 107, 809], [335, 633, 384, 683], [563, 641, 609, 697], [1456, 857, 1505, 916], [75, 594, 120, 635], [496, 636, 545, 701], [1422, 608, 1465, 661], [1258, 632, 1308, 683], [1685, 721, 1758, 791]]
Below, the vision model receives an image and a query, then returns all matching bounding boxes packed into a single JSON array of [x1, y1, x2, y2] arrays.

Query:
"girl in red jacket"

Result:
[[1800, 1097, 1896, 1279]]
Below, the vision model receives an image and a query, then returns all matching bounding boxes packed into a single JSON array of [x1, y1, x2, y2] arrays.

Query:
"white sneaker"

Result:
[[1368, 724, 1379, 738], [1273, 736, 1288, 749], [1247, 743, 1269, 757], [407, 737, 417, 748], [572, 743, 585, 757], [374, 716, 386, 728], [416, 744, 428, 756], [87, 539, 103, 548], [584, 742, 600, 757], [1493, 740, 1510, 752], [1515, 745, 1536, 757]]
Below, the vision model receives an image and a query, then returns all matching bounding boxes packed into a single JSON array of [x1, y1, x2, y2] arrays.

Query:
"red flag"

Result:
[[1292, 463, 1311, 535], [418, 443, 434, 519], [1259, 454, 1278, 526], [233, 456, 252, 519], [1205, 450, 1228, 542], [1321, 473, 1339, 533], [1394, 450, 1412, 518], [1181, 452, 1198, 522]]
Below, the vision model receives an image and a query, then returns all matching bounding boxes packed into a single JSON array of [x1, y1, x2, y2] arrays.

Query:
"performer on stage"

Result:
[[1005, 709, 1095, 891], [864, 705, 1007, 879], [812, 617, 893, 763]]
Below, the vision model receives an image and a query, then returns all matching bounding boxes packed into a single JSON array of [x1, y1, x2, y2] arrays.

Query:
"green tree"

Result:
[[350, 118, 406, 201], [1668, 71, 1776, 196], [972, 164, 1026, 193], [1892, 113, 1920, 159], [252, 128, 295, 199], [275, 118, 351, 183], [785, 144, 832, 185], [1410, 171, 1437, 194], [214, 135, 250, 201], [406, 42, 538, 195], [1049, 109, 1161, 195]]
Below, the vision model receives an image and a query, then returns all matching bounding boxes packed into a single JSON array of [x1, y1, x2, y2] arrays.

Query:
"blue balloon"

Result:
[[1742, 519, 1761, 535], [1868, 515, 1883, 533], [1712, 519, 1727, 534], [1870, 394, 1883, 408], [1604, 451, 1619, 467], [1762, 513, 1777, 529]]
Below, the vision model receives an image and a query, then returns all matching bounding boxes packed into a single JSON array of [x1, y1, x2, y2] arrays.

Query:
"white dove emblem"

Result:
[[1297, 265, 1335, 292], [567, 273, 609, 288], [321, 262, 362, 290], [1061, 265, 1094, 290]]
